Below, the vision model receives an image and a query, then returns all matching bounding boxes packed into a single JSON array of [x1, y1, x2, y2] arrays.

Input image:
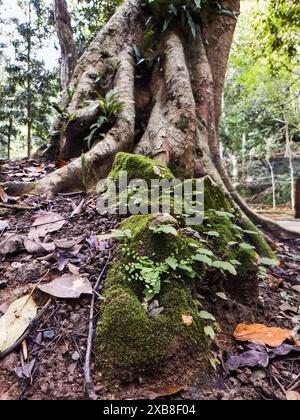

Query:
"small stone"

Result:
[[149, 307, 165, 318], [72, 351, 80, 362]]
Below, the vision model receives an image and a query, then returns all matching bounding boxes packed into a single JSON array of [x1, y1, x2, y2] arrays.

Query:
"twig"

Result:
[[0, 203, 40, 211], [287, 372, 300, 391], [0, 299, 52, 360], [84, 253, 111, 401], [6, 213, 83, 232]]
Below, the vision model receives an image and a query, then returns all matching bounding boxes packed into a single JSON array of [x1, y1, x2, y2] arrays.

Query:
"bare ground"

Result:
[[0, 159, 300, 400]]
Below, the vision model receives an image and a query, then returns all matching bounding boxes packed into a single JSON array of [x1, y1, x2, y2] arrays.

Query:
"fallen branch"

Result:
[[0, 299, 52, 360], [0, 203, 40, 211], [84, 253, 111, 401]]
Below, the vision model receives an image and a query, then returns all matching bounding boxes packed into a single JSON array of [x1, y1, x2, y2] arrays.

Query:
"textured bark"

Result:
[[2, 0, 297, 239], [54, 0, 77, 89]]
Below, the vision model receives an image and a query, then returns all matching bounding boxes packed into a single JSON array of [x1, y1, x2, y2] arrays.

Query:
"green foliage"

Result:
[[85, 90, 125, 149], [250, 0, 300, 73], [146, 0, 238, 39]]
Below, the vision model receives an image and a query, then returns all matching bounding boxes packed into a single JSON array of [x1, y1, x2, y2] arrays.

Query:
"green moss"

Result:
[[204, 177, 234, 213], [96, 215, 207, 374], [109, 152, 175, 184], [240, 219, 277, 260], [176, 115, 189, 131], [95, 158, 274, 376]]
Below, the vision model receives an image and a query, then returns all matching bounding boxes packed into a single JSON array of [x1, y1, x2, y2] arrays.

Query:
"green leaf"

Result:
[[165, 256, 178, 270], [133, 44, 142, 62], [214, 210, 235, 219], [212, 261, 237, 276], [204, 326, 215, 340], [207, 231, 220, 238], [150, 224, 178, 236], [163, 15, 173, 32], [210, 357, 220, 371], [193, 254, 213, 266], [216, 292, 228, 301], [243, 230, 259, 236], [228, 241, 238, 246], [196, 248, 214, 257], [199, 311, 216, 321], [186, 9, 196, 39], [260, 257, 278, 266], [239, 243, 256, 251], [168, 4, 178, 15], [229, 259, 241, 266]]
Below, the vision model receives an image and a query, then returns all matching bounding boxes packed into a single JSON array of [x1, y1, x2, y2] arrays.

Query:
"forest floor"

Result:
[[0, 159, 300, 401]]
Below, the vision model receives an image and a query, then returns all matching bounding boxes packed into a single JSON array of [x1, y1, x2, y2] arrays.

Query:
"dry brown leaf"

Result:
[[24, 239, 56, 255], [286, 390, 300, 401], [0, 234, 24, 257], [234, 323, 293, 348], [0, 186, 8, 203], [68, 263, 80, 275], [38, 274, 93, 299], [139, 385, 186, 400], [29, 212, 66, 240], [182, 315, 193, 326], [0, 295, 37, 352], [54, 235, 85, 249]]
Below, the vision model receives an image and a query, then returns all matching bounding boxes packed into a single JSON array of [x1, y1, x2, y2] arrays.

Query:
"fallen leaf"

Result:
[[182, 315, 193, 326], [0, 296, 37, 352], [0, 234, 24, 257], [24, 239, 56, 255], [138, 385, 186, 400], [54, 235, 85, 249], [28, 212, 66, 240], [14, 359, 36, 380], [286, 390, 300, 401], [269, 344, 300, 358], [234, 323, 293, 348], [0, 187, 8, 203], [68, 263, 80, 275], [38, 274, 93, 299], [225, 347, 269, 371], [71, 199, 85, 217], [0, 221, 9, 232]]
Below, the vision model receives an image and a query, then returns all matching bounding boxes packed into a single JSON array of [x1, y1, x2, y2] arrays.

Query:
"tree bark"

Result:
[[54, 0, 77, 90], [2, 0, 298, 239], [7, 116, 12, 160]]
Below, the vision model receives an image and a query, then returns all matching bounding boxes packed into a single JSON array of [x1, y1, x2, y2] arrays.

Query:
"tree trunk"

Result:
[[2, 0, 297, 239], [54, 0, 77, 90], [27, 1, 32, 157], [7, 116, 13, 160]]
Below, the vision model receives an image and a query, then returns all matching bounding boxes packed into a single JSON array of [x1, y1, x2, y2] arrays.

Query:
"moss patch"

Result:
[[95, 155, 274, 378], [96, 215, 207, 376], [109, 152, 175, 184]]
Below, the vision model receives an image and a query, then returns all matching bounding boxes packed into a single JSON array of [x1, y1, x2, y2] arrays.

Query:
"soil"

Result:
[[0, 159, 300, 401]]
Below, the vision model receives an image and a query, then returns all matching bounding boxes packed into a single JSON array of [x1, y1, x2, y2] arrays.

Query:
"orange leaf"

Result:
[[234, 323, 293, 348]]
